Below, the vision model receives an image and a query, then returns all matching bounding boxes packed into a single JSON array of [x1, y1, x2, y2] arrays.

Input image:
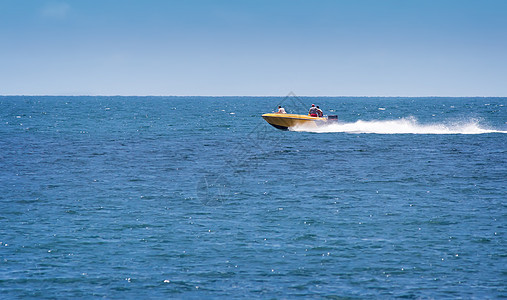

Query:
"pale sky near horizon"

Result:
[[1, 0, 506, 96]]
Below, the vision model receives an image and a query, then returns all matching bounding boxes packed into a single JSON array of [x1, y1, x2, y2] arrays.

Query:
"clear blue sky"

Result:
[[1, 0, 506, 96]]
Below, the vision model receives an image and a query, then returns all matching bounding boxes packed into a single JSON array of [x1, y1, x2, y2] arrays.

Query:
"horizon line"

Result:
[[1, 94, 506, 98]]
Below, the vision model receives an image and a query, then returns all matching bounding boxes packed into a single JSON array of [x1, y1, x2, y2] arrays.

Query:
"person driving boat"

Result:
[[308, 104, 318, 117]]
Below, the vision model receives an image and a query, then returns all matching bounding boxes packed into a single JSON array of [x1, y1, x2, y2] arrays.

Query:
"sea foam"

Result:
[[291, 116, 507, 134]]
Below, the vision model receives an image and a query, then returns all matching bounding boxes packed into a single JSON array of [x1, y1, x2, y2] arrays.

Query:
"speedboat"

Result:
[[262, 113, 338, 131]]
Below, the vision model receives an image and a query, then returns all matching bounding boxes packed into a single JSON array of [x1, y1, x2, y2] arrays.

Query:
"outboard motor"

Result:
[[327, 115, 338, 122]]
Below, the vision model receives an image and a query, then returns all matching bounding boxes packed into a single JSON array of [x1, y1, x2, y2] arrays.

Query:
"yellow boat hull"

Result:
[[262, 113, 332, 130]]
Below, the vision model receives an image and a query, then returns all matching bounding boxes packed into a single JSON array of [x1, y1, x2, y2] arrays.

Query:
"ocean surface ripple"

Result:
[[0, 96, 505, 298]]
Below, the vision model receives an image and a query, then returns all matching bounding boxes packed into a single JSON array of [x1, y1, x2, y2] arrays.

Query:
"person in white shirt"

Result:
[[316, 106, 323, 117], [308, 104, 318, 117], [276, 106, 287, 114]]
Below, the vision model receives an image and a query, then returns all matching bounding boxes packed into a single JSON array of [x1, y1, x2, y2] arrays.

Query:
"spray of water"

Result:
[[290, 116, 507, 134]]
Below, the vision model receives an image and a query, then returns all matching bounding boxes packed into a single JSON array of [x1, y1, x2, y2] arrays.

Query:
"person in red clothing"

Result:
[[308, 104, 318, 117]]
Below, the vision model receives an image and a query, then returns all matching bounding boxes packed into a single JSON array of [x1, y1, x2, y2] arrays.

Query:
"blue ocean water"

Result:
[[0, 96, 505, 298]]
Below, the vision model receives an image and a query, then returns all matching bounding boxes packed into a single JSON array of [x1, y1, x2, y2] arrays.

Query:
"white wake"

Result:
[[290, 117, 507, 134]]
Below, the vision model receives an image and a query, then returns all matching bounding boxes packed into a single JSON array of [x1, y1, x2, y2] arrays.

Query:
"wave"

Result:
[[290, 117, 507, 134]]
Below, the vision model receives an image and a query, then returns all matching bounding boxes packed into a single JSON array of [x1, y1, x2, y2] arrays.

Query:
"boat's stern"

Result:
[[327, 115, 338, 122]]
